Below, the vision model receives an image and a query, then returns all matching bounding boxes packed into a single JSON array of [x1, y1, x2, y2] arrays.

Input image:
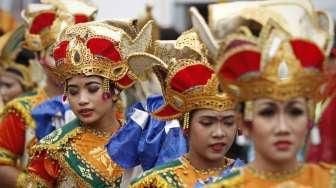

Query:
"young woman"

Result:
[[130, 30, 243, 187], [0, 1, 97, 187], [0, 26, 36, 105], [205, 14, 335, 188], [23, 21, 153, 187]]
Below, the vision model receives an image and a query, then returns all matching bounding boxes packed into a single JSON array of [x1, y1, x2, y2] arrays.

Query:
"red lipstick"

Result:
[[274, 140, 292, 151], [78, 108, 94, 118], [209, 143, 226, 153]]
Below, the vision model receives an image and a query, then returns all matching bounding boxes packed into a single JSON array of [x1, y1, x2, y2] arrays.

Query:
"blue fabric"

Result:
[[32, 95, 70, 140], [107, 95, 187, 170], [106, 102, 144, 168], [194, 158, 245, 188]]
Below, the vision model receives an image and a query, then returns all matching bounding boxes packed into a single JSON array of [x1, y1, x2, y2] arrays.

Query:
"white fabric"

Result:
[[130, 108, 149, 129], [164, 119, 180, 134], [120, 165, 143, 188]]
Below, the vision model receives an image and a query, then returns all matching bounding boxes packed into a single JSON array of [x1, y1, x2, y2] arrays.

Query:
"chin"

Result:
[[79, 116, 98, 125], [270, 151, 296, 163], [207, 152, 226, 161]]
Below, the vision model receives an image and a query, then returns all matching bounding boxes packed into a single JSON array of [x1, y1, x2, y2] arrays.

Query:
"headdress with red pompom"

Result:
[[217, 21, 325, 102], [189, 0, 333, 115], [126, 30, 238, 130], [22, 0, 97, 52], [189, 0, 333, 146], [53, 20, 153, 90]]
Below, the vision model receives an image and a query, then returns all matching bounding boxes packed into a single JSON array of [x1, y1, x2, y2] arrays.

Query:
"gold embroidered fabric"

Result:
[[71, 129, 124, 183], [210, 163, 335, 188]]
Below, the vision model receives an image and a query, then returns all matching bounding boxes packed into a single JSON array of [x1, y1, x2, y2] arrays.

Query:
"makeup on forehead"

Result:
[[195, 109, 236, 119], [194, 108, 235, 115], [67, 75, 103, 84]]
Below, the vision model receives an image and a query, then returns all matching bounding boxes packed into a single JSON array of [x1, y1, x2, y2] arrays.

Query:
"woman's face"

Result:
[[67, 75, 114, 125], [246, 97, 309, 163], [0, 75, 24, 103], [188, 109, 237, 162]]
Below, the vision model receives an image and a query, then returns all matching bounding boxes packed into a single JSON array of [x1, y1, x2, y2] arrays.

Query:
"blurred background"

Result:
[[1, 0, 336, 38]]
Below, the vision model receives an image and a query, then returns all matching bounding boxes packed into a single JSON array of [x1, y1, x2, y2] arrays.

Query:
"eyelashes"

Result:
[[288, 108, 304, 117], [258, 108, 275, 117], [67, 84, 101, 96], [257, 107, 305, 118], [68, 88, 79, 95], [87, 85, 100, 93], [199, 118, 235, 127]]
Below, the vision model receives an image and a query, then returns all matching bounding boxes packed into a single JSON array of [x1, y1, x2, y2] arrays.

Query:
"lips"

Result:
[[209, 143, 226, 153], [274, 140, 292, 151], [78, 108, 94, 117]]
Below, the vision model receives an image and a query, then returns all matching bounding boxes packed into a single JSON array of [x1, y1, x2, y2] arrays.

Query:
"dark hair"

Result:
[[4, 48, 35, 79], [14, 48, 35, 66]]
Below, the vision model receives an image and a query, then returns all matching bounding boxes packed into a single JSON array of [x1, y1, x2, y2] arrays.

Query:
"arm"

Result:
[[27, 151, 60, 188], [0, 112, 26, 188]]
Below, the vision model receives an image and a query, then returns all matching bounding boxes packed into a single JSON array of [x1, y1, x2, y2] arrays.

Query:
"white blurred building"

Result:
[[94, 0, 336, 32], [1, 0, 336, 33]]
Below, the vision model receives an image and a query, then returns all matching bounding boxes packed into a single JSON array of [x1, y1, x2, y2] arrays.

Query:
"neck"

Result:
[[251, 152, 299, 173], [86, 106, 120, 134], [186, 150, 227, 170], [43, 77, 63, 98]]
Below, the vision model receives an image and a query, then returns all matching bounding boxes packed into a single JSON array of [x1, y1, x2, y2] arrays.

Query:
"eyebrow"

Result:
[[258, 102, 277, 108], [287, 100, 304, 106], [67, 81, 101, 88], [84, 81, 101, 86], [200, 115, 235, 120]]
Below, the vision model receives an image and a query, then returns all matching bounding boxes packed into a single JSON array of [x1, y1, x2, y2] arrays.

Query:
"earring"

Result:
[[182, 112, 190, 130], [102, 78, 111, 100], [62, 83, 67, 102]]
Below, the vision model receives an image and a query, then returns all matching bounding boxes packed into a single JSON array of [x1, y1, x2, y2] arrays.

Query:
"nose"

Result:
[[275, 112, 290, 135], [212, 123, 226, 138], [78, 92, 89, 106]]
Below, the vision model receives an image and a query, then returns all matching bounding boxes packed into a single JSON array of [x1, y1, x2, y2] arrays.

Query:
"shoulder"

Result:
[[32, 119, 81, 153], [306, 162, 336, 177], [131, 159, 183, 187], [5, 88, 46, 111], [206, 168, 244, 188], [1, 88, 47, 128]]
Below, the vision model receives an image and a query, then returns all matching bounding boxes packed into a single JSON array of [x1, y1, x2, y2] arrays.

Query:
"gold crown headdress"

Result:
[[190, 0, 333, 61], [217, 22, 325, 102], [126, 30, 238, 123], [22, 0, 97, 52], [53, 20, 153, 89], [189, 0, 333, 123], [0, 25, 36, 91], [190, 0, 333, 100]]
